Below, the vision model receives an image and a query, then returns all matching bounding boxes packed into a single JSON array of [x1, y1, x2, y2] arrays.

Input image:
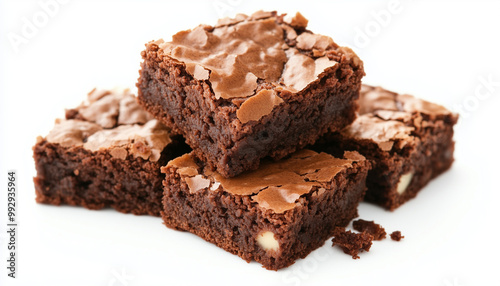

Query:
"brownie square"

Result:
[[312, 85, 458, 210], [33, 88, 189, 216], [137, 11, 364, 178], [161, 149, 370, 270]]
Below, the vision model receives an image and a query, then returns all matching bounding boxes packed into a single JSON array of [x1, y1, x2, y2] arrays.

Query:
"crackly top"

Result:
[[358, 85, 452, 116], [154, 11, 361, 124], [45, 88, 171, 161], [342, 85, 455, 151], [164, 149, 365, 214]]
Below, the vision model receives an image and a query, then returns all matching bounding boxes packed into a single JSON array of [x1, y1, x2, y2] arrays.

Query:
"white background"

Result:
[[1, 1, 499, 285]]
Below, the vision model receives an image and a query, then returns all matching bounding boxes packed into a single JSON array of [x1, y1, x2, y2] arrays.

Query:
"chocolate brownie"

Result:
[[161, 149, 370, 270], [137, 11, 364, 178], [331, 227, 373, 259], [313, 85, 458, 210], [352, 219, 386, 240], [33, 88, 189, 216], [390, 231, 404, 241]]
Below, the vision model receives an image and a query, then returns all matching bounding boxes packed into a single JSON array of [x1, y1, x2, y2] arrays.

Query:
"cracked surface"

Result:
[[165, 149, 364, 213], [158, 11, 339, 102], [138, 11, 364, 177], [52, 88, 171, 162]]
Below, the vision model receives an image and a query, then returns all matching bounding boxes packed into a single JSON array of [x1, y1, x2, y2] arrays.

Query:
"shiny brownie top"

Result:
[[342, 85, 458, 152], [163, 149, 366, 214], [152, 10, 362, 124], [42, 88, 171, 162]]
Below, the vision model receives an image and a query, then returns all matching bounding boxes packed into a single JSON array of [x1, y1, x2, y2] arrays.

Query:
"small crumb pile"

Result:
[[332, 227, 373, 259], [332, 219, 404, 259]]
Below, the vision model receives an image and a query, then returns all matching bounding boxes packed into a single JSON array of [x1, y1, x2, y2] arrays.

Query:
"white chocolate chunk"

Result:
[[210, 181, 221, 191], [397, 172, 414, 194], [256, 231, 279, 251]]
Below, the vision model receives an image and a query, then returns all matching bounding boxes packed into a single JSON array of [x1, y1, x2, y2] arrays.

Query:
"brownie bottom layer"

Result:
[[161, 163, 369, 270], [33, 138, 188, 216]]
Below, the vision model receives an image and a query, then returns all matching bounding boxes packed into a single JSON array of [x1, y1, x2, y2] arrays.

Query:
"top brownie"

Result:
[[137, 11, 364, 177]]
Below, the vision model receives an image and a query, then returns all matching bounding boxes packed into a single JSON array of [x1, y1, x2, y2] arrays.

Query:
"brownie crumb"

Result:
[[332, 228, 373, 259], [352, 219, 387, 240], [390, 231, 404, 241]]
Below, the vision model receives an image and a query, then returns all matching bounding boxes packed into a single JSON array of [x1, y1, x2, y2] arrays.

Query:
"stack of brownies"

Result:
[[33, 11, 458, 270]]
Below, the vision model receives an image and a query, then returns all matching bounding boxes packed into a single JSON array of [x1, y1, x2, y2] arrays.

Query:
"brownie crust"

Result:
[[137, 12, 364, 178]]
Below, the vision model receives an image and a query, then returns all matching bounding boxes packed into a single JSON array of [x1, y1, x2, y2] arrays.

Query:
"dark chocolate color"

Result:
[[161, 151, 370, 270], [34, 136, 188, 216], [331, 227, 373, 259], [352, 219, 387, 240], [33, 89, 190, 216], [313, 85, 458, 210], [137, 13, 364, 178], [390, 231, 404, 241]]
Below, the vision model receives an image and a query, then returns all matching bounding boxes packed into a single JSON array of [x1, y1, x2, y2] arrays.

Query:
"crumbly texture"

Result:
[[390, 231, 404, 241], [331, 227, 373, 259], [137, 11, 364, 178], [161, 149, 370, 270], [352, 219, 386, 240], [33, 89, 189, 216], [312, 85, 458, 210]]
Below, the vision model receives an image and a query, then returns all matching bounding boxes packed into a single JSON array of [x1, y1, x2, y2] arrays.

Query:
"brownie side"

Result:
[[137, 14, 364, 178], [415, 112, 457, 178], [33, 136, 188, 216], [366, 112, 456, 210], [161, 155, 369, 270]]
